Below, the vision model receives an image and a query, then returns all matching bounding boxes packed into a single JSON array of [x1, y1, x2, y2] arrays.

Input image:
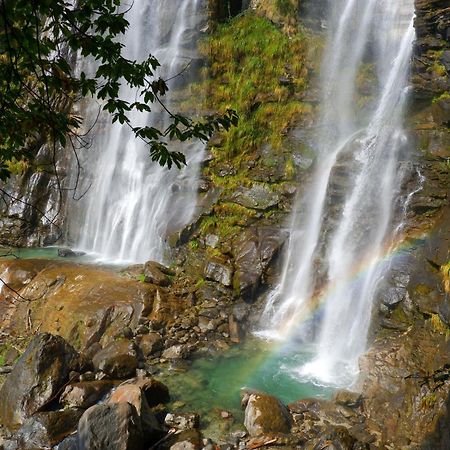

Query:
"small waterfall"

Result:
[[68, 0, 204, 264], [261, 0, 415, 386]]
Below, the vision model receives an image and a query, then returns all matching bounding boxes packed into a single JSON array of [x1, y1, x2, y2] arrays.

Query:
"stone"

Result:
[[204, 257, 233, 287], [60, 381, 117, 409], [55, 433, 79, 450], [243, 392, 291, 436], [78, 403, 143, 450], [0, 333, 80, 431], [58, 248, 85, 257], [108, 384, 162, 442], [162, 345, 187, 360], [137, 332, 163, 357], [143, 261, 174, 286], [167, 430, 202, 450], [15, 410, 82, 450], [231, 184, 280, 211], [92, 339, 138, 379], [165, 412, 200, 431]]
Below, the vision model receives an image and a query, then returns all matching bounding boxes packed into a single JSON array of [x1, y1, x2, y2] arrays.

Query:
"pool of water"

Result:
[[163, 337, 333, 441]]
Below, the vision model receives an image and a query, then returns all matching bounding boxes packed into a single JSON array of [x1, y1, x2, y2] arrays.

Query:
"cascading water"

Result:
[[261, 0, 416, 386], [68, 0, 204, 264]]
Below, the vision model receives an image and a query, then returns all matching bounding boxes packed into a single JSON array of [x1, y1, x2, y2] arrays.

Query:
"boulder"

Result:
[[92, 339, 138, 379], [243, 392, 291, 436], [135, 378, 170, 407], [137, 332, 163, 357], [78, 403, 143, 450], [0, 333, 80, 430], [15, 410, 82, 449], [60, 381, 117, 409], [108, 384, 162, 442]]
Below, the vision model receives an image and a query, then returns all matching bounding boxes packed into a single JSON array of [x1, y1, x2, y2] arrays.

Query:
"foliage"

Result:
[[0, 0, 238, 180]]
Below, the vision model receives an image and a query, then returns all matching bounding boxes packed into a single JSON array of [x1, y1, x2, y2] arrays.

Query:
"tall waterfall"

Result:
[[261, 0, 415, 386], [68, 0, 204, 264]]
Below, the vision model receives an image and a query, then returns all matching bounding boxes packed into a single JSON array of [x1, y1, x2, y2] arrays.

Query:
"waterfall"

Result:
[[261, 0, 415, 386], [68, 0, 204, 264]]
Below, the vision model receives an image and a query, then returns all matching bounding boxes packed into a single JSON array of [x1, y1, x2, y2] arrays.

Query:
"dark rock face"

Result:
[[15, 410, 82, 450], [412, 0, 450, 101], [78, 403, 143, 450], [232, 227, 287, 299], [243, 392, 291, 436], [0, 144, 66, 248], [0, 333, 80, 431], [92, 339, 138, 379]]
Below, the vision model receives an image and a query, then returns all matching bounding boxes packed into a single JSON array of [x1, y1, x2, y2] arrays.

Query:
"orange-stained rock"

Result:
[[0, 260, 163, 350]]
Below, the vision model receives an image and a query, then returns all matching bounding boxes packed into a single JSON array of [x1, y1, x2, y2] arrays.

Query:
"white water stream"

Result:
[[261, 0, 416, 386], [68, 0, 204, 264]]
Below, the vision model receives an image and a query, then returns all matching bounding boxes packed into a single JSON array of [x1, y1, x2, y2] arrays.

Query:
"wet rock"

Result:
[[92, 339, 138, 379], [60, 381, 117, 409], [165, 412, 200, 431], [243, 392, 291, 436], [228, 314, 242, 343], [137, 332, 163, 357], [204, 257, 233, 287], [0, 333, 80, 430], [231, 184, 280, 210], [78, 403, 143, 450], [57, 248, 85, 258], [2, 260, 156, 351], [15, 410, 82, 450], [143, 261, 174, 286]]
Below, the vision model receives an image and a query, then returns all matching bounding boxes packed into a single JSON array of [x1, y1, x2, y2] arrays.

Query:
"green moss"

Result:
[[429, 314, 450, 337], [189, 239, 200, 250], [196, 13, 310, 159], [136, 273, 146, 283], [432, 91, 450, 104], [420, 393, 437, 409]]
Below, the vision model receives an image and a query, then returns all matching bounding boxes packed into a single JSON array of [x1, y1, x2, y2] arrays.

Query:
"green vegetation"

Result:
[[432, 91, 450, 104], [199, 13, 309, 159]]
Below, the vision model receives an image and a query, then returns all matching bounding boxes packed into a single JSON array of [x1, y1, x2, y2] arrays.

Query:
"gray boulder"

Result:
[[78, 403, 143, 450], [15, 410, 82, 449], [0, 333, 80, 430], [243, 392, 291, 436]]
